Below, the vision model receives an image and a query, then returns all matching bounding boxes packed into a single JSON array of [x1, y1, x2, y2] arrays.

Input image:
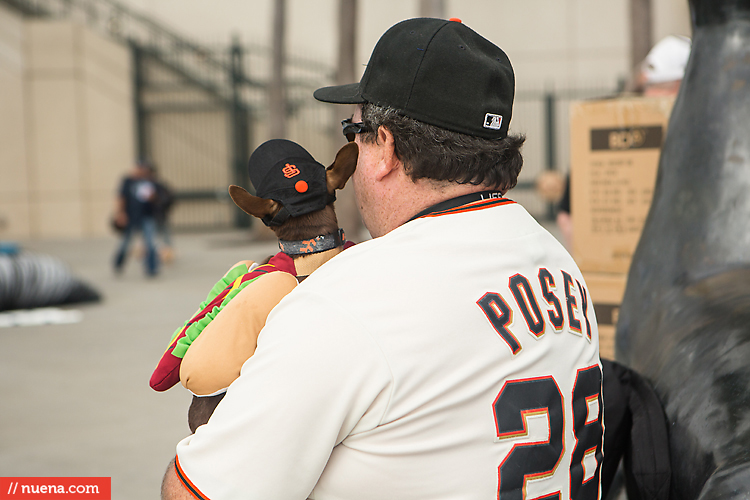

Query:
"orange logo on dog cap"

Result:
[[283, 163, 301, 178]]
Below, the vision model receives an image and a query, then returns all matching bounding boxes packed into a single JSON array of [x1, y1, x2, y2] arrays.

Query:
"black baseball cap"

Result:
[[245, 139, 332, 226], [314, 18, 515, 139]]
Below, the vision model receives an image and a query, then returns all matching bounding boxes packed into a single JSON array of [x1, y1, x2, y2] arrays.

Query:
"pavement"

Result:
[[0, 229, 280, 500], [0, 221, 564, 499]]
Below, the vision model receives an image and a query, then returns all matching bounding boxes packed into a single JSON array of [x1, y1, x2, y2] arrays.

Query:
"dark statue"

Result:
[[615, 0, 750, 498]]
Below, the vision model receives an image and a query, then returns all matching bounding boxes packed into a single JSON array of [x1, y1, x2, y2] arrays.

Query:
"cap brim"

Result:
[[313, 82, 365, 104]]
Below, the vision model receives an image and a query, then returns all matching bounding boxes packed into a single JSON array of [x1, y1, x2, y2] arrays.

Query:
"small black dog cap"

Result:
[[313, 17, 515, 139], [248, 139, 330, 220]]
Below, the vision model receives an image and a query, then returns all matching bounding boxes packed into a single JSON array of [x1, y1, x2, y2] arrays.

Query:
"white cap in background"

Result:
[[641, 35, 692, 84]]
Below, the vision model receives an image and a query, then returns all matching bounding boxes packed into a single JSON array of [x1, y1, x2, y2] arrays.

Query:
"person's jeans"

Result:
[[114, 216, 160, 276]]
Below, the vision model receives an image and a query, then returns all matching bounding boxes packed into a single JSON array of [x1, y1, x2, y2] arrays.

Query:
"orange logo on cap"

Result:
[[283, 163, 301, 178]]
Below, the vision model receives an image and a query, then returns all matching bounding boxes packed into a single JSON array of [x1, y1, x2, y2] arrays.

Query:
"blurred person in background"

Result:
[[112, 160, 160, 277], [554, 34, 691, 250]]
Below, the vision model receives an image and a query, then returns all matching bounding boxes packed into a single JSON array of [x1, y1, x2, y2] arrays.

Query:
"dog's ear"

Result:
[[326, 142, 358, 195], [228, 185, 281, 220]]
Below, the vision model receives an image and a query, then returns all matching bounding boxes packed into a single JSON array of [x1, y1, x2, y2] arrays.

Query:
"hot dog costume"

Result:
[[150, 140, 357, 398]]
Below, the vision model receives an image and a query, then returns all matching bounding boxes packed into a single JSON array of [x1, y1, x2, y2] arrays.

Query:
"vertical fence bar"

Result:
[[131, 42, 146, 162], [544, 91, 557, 220], [230, 36, 250, 228]]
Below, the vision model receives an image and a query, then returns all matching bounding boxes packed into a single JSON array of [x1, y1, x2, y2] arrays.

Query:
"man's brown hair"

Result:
[[360, 103, 525, 192]]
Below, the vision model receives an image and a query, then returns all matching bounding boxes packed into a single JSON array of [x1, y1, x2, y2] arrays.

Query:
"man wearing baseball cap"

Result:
[[637, 35, 691, 97], [163, 18, 601, 500]]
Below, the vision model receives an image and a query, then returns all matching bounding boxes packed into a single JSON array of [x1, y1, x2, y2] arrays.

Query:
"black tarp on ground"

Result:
[[0, 251, 100, 311]]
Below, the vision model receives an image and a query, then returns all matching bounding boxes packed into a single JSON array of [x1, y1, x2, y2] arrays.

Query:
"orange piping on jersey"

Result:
[[581, 446, 600, 485], [416, 198, 516, 219], [175, 455, 212, 500], [585, 394, 600, 425]]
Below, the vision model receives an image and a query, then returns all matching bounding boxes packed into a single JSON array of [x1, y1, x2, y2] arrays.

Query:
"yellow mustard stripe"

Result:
[[229, 275, 244, 293]]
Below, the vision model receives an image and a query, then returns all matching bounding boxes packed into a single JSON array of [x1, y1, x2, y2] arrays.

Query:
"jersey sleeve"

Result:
[[174, 289, 393, 500]]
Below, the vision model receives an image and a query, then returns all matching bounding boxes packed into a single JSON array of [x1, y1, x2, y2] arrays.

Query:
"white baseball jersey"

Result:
[[175, 192, 602, 500]]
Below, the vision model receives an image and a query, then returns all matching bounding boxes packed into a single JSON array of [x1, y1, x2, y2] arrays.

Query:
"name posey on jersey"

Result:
[[477, 267, 592, 355]]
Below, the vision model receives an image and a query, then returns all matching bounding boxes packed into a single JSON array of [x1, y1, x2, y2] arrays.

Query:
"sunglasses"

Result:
[[341, 118, 369, 142]]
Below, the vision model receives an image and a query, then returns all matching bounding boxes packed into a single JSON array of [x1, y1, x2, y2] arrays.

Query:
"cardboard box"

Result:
[[570, 97, 675, 274], [583, 272, 628, 360]]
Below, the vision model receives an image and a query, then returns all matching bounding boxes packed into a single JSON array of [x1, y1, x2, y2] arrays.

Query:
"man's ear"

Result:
[[375, 125, 401, 181], [326, 142, 358, 195], [228, 185, 281, 219]]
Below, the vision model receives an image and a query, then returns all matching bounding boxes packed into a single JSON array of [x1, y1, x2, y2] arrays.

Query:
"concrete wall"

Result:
[[0, 6, 134, 239], [0, 4, 31, 238]]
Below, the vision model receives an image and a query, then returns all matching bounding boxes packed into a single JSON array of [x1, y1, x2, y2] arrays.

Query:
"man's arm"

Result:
[[113, 194, 128, 228], [161, 457, 194, 500], [169, 290, 391, 498]]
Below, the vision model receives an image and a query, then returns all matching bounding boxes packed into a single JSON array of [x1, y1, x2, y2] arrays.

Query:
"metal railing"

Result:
[[2, 0, 267, 102]]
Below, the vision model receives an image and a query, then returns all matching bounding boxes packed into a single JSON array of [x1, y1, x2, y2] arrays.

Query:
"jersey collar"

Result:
[[408, 191, 514, 222]]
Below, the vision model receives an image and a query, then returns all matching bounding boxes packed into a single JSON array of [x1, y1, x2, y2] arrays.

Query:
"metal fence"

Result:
[[133, 40, 340, 231]]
